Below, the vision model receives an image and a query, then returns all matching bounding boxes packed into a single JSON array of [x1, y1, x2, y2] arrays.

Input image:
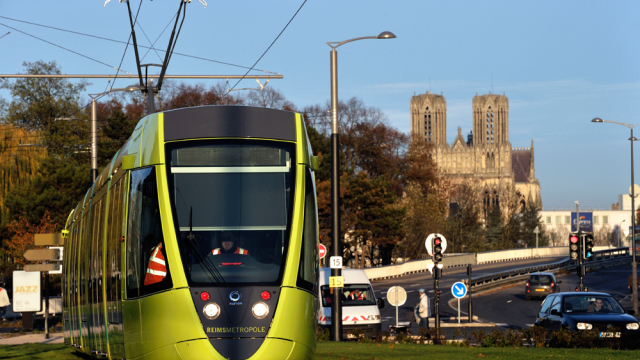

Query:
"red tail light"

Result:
[[526, 282, 529, 287], [261, 291, 271, 300], [551, 282, 555, 288], [200, 291, 210, 301]]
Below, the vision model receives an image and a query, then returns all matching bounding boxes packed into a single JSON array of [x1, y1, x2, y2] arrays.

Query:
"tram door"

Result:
[[79, 211, 90, 349], [105, 174, 127, 360], [89, 194, 107, 354]]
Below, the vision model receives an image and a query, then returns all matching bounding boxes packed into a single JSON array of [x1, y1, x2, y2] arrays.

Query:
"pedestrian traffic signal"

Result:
[[433, 236, 444, 263], [569, 233, 580, 260], [583, 233, 594, 259]]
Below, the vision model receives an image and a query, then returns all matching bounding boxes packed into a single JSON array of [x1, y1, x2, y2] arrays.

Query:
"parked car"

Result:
[[317, 268, 384, 338], [525, 272, 561, 300], [535, 292, 639, 341]]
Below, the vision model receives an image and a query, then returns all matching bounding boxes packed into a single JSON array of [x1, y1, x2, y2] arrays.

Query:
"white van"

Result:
[[317, 268, 383, 338]]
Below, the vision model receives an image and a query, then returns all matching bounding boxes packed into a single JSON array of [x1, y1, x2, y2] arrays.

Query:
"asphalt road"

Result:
[[470, 262, 639, 329], [370, 256, 567, 332]]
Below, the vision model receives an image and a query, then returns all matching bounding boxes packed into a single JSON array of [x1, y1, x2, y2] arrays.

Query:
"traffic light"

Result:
[[569, 233, 580, 260], [583, 233, 594, 260], [433, 236, 444, 263]]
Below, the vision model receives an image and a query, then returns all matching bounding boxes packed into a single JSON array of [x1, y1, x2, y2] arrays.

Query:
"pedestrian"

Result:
[[0, 283, 10, 322], [415, 289, 430, 329], [629, 273, 640, 295]]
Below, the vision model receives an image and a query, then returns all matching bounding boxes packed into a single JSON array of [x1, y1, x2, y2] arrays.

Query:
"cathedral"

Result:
[[410, 92, 541, 212]]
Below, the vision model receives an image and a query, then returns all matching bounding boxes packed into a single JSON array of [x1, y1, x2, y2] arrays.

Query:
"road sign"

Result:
[[329, 276, 344, 288], [24, 249, 61, 261], [48, 247, 63, 274], [451, 282, 467, 298], [425, 233, 447, 256], [24, 264, 60, 272], [387, 286, 407, 306], [329, 256, 342, 269], [34, 233, 63, 246], [319, 244, 327, 259]]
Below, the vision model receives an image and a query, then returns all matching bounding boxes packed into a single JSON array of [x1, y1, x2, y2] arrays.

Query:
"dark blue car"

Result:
[[535, 292, 639, 340]]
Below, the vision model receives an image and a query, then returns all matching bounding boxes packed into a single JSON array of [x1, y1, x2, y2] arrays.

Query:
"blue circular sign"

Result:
[[451, 282, 467, 298]]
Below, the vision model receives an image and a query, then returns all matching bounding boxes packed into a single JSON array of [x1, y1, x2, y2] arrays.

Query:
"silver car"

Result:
[[526, 272, 561, 300]]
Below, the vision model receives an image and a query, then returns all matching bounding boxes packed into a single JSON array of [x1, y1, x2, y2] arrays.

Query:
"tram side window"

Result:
[[126, 167, 172, 298], [297, 167, 319, 293]]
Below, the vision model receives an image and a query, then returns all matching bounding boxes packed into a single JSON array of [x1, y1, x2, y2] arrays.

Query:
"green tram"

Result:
[[62, 106, 319, 360]]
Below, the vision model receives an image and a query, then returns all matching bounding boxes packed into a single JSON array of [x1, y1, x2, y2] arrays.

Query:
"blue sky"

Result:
[[1, 0, 639, 209]]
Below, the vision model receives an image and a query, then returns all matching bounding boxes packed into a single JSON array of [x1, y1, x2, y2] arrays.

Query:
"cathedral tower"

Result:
[[472, 94, 509, 146], [410, 92, 447, 145]]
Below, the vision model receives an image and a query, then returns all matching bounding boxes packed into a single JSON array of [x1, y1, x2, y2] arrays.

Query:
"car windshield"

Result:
[[167, 140, 295, 286], [529, 275, 553, 284], [320, 284, 376, 307], [563, 295, 625, 314]]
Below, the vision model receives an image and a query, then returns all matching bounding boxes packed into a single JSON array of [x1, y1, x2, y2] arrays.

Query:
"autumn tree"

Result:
[[3, 211, 57, 273]]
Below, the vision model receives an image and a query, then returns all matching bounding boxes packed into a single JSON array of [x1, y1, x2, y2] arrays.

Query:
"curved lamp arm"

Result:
[[327, 31, 396, 49], [591, 117, 636, 130]]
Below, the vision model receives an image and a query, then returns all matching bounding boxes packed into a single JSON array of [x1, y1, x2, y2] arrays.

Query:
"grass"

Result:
[[315, 342, 640, 360], [1, 342, 640, 359], [0, 344, 90, 359]]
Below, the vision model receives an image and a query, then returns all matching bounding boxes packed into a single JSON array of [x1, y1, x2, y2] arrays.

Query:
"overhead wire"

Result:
[[0, 22, 130, 75], [106, 0, 144, 92], [226, 0, 308, 94], [0, 15, 278, 74]]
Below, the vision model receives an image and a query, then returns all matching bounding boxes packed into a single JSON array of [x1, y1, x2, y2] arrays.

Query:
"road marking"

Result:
[[406, 290, 415, 293], [526, 324, 534, 327], [495, 323, 509, 327], [507, 300, 512, 303], [428, 290, 434, 293]]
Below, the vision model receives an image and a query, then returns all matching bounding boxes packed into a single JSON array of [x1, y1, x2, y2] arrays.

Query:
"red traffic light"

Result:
[[434, 238, 441, 245], [570, 235, 579, 244]]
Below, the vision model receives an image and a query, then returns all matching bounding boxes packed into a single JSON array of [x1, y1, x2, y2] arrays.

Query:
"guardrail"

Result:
[[363, 245, 617, 280], [469, 247, 631, 290]]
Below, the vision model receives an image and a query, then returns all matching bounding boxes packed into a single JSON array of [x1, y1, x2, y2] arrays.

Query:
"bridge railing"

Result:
[[363, 245, 619, 281]]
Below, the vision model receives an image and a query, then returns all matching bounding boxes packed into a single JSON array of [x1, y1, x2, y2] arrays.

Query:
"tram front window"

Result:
[[167, 140, 295, 285]]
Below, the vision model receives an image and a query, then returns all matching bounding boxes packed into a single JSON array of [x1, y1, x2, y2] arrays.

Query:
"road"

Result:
[[471, 262, 637, 329], [370, 256, 567, 332]]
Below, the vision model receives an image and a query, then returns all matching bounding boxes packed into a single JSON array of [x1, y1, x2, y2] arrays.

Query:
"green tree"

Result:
[[5, 156, 91, 230], [0, 60, 88, 156], [485, 205, 503, 249], [520, 201, 549, 248], [342, 173, 405, 266]]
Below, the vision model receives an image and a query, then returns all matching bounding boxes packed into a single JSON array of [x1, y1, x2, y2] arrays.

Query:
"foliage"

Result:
[[342, 173, 405, 266], [5, 156, 91, 229], [0, 60, 88, 157], [520, 201, 549, 248], [3, 211, 57, 272]]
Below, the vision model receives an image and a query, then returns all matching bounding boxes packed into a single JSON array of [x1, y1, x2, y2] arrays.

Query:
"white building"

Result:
[[540, 209, 630, 247]]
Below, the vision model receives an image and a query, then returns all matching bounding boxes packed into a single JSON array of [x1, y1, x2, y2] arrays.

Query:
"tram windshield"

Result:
[[167, 140, 295, 286]]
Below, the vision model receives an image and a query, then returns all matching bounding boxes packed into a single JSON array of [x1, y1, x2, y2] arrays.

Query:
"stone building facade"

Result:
[[410, 92, 542, 211]]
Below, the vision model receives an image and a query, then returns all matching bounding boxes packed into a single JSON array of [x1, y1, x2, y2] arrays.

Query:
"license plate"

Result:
[[599, 332, 621, 338], [535, 289, 546, 292]]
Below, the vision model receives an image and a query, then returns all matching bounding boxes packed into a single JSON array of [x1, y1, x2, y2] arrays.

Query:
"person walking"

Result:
[[415, 289, 430, 329], [0, 283, 10, 321]]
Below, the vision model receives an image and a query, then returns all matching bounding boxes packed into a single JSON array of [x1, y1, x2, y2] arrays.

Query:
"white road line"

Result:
[[406, 290, 415, 293], [428, 290, 435, 293], [495, 323, 509, 327], [507, 300, 512, 303], [525, 324, 534, 327]]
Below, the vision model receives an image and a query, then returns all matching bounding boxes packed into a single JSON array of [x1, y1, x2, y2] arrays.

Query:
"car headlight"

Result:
[[627, 323, 640, 330], [203, 302, 221, 320], [252, 302, 269, 319], [577, 322, 592, 330]]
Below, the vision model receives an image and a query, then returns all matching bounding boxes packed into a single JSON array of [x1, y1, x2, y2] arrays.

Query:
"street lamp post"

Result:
[[89, 85, 144, 183], [327, 31, 396, 341], [591, 117, 638, 314]]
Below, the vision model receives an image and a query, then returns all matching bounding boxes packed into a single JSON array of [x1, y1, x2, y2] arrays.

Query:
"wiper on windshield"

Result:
[[184, 206, 227, 286]]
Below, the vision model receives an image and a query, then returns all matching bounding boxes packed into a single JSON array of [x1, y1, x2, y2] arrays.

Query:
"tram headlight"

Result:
[[203, 302, 220, 320], [252, 302, 269, 319]]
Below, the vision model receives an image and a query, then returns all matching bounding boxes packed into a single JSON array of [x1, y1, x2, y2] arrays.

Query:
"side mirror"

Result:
[[377, 298, 385, 309], [550, 309, 562, 317], [627, 309, 636, 315]]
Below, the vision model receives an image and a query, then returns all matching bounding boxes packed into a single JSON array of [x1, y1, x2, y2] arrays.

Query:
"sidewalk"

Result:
[[0, 333, 64, 345]]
